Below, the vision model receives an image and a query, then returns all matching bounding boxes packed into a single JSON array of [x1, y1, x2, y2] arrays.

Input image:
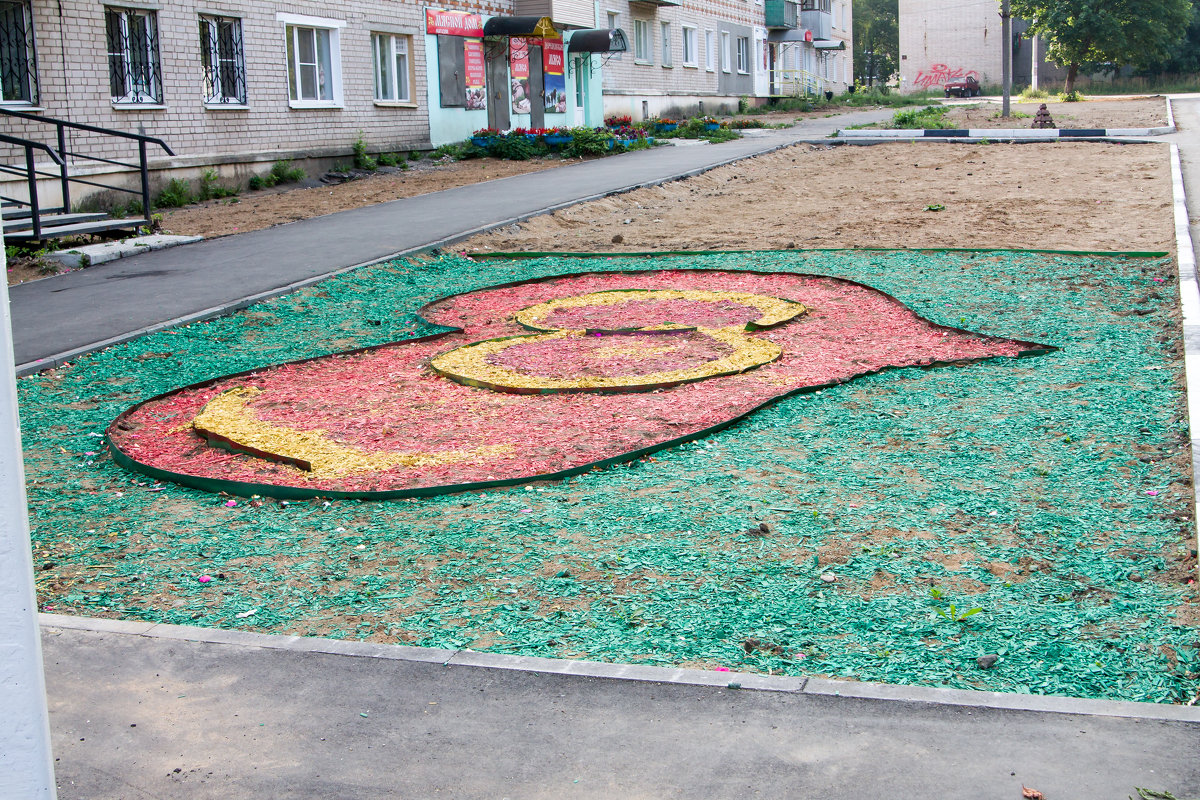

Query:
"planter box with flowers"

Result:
[[543, 127, 575, 147], [471, 127, 501, 148], [655, 118, 679, 133]]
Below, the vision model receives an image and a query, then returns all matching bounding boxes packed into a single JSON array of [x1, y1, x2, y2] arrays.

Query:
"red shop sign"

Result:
[[426, 9, 484, 36]]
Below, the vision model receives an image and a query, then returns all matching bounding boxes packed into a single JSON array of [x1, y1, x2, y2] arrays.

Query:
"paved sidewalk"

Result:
[[42, 621, 1200, 800], [9, 107, 893, 371]]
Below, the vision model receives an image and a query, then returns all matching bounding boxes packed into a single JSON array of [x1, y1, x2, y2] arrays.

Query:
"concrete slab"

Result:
[[41, 625, 1200, 799], [43, 234, 203, 270]]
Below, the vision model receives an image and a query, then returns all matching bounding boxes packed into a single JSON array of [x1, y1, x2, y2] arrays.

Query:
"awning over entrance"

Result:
[[767, 28, 812, 43], [567, 28, 628, 53], [813, 39, 846, 50], [482, 15, 556, 37]]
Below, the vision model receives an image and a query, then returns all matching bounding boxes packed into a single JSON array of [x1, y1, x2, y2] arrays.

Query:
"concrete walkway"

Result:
[[19, 102, 1200, 798], [42, 620, 1200, 800], [9, 107, 893, 372]]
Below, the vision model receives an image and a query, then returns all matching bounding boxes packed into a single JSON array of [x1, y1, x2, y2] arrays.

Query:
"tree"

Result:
[[853, 0, 898, 87], [1137, 0, 1200, 75], [1008, 0, 1191, 92]]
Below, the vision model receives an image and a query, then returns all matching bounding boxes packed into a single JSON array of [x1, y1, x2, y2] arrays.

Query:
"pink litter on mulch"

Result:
[[107, 270, 1048, 496]]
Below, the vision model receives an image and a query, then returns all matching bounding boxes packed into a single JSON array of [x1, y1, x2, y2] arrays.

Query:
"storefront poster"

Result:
[[464, 38, 486, 109], [542, 37, 566, 114], [509, 37, 532, 114], [426, 9, 483, 36]]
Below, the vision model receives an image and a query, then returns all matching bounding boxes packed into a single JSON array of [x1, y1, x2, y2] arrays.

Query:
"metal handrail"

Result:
[[0, 108, 173, 238]]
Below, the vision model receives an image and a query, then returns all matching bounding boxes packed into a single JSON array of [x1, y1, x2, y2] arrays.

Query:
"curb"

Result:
[[39, 613, 1200, 722], [1169, 142, 1200, 568], [15, 136, 803, 377], [836, 125, 1175, 140]]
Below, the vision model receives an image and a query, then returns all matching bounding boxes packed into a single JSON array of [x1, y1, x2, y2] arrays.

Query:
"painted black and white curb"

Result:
[[836, 125, 1174, 140]]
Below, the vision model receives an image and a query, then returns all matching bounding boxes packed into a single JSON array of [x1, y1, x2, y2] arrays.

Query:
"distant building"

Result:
[[897, 0, 1064, 93]]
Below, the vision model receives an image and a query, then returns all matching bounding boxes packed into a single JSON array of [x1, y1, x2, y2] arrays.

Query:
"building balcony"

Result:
[[764, 0, 799, 29], [800, 8, 831, 40]]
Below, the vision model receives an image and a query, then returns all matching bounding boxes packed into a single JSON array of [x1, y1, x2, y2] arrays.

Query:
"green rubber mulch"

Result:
[[20, 249, 1200, 703]]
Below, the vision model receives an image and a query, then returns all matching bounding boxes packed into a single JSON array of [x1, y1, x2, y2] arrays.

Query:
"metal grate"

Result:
[[0, 0, 37, 103], [199, 15, 246, 104], [106, 7, 162, 103]]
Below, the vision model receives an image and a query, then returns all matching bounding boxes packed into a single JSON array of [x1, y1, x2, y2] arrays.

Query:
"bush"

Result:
[[378, 152, 406, 168], [197, 168, 238, 201], [890, 105, 953, 129], [352, 133, 378, 170], [1018, 86, 1050, 100], [729, 118, 767, 129], [1057, 90, 1081, 102], [154, 178, 193, 209], [564, 127, 613, 156], [488, 134, 543, 161]]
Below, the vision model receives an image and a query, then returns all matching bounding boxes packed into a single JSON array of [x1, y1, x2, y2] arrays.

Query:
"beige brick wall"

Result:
[[2, 0, 490, 173]]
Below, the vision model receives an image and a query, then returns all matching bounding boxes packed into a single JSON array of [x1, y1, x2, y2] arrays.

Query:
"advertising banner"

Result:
[[509, 37, 532, 114], [426, 9, 483, 36], [542, 37, 566, 114], [464, 37, 486, 109]]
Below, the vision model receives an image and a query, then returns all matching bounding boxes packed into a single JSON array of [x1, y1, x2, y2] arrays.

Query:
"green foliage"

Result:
[[853, 0, 899, 86], [154, 178, 193, 209], [488, 134, 543, 161], [249, 160, 306, 191], [1018, 86, 1050, 100], [352, 133, 378, 171], [1010, 0, 1191, 91], [1136, 0, 1200, 74], [431, 141, 481, 160], [377, 152, 406, 168], [563, 127, 613, 157], [1057, 90, 1082, 102], [197, 168, 238, 201], [889, 105, 953, 129]]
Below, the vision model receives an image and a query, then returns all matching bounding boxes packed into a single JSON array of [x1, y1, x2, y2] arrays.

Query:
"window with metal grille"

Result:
[[0, 0, 36, 103], [106, 7, 161, 104], [199, 15, 245, 105], [371, 32, 410, 102], [285, 24, 335, 103]]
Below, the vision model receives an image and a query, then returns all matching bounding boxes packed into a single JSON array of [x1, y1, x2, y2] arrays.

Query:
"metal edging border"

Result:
[[105, 262, 1056, 500]]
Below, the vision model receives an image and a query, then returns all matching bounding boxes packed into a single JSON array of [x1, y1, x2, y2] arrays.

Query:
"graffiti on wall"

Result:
[[914, 64, 980, 88]]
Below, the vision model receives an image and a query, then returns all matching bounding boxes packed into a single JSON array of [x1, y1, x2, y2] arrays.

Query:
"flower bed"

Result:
[[107, 271, 1045, 498]]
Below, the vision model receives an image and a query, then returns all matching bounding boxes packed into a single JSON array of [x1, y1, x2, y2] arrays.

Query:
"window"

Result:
[[199, 15, 245, 105], [0, 0, 36, 103], [681, 26, 696, 67], [735, 36, 749, 73], [606, 11, 618, 30], [371, 33, 411, 102], [660, 22, 671, 67], [280, 14, 343, 107], [720, 31, 730, 73], [633, 19, 649, 62], [704, 30, 714, 71], [106, 7, 161, 104]]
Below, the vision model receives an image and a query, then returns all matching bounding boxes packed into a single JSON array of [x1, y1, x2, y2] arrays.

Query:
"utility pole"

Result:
[[0, 237, 57, 799], [1000, 0, 1011, 116]]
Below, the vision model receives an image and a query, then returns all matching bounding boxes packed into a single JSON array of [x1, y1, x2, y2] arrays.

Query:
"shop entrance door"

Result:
[[529, 44, 544, 129], [573, 56, 587, 126], [486, 44, 510, 131]]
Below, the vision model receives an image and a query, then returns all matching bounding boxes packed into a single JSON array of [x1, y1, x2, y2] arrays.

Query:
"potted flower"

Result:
[[655, 117, 678, 133], [471, 127, 500, 148], [604, 114, 632, 128], [699, 115, 720, 131], [543, 126, 575, 147]]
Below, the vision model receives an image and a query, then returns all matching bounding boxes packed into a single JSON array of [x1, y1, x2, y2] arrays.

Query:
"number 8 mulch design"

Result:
[[107, 268, 1053, 499]]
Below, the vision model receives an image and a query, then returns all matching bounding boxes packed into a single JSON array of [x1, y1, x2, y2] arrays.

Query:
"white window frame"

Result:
[[0, 0, 37, 105], [660, 21, 671, 67], [735, 35, 749, 74], [704, 29, 714, 71], [199, 14, 246, 106], [371, 31, 413, 105], [720, 31, 730, 73], [681, 26, 696, 68], [107, 6, 162, 105], [277, 12, 344, 109], [633, 19, 650, 63], [606, 10, 619, 30]]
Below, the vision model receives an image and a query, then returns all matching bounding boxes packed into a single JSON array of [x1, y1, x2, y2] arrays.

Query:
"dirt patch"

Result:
[[158, 157, 568, 240], [460, 141, 1173, 254], [941, 98, 1168, 130]]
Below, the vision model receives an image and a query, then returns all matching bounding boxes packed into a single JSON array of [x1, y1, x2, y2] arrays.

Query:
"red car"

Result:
[[944, 76, 981, 97]]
